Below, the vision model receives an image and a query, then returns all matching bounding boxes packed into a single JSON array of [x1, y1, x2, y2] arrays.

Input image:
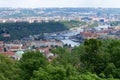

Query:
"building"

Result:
[[27, 40, 63, 48], [80, 32, 98, 39]]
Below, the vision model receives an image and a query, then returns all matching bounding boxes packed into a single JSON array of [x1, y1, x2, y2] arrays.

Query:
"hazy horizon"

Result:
[[0, 0, 120, 8]]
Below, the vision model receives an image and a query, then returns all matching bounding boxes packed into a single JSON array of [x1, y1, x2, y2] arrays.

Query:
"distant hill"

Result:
[[60, 20, 86, 28], [0, 22, 68, 41]]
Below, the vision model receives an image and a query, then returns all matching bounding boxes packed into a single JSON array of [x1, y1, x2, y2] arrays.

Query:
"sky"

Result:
[[0, 0, 120, 8]]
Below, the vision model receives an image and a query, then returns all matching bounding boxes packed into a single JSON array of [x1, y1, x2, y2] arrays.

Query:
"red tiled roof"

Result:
[[37, 47, 50, 52], [3, 34, 10, 37], [2, 51, 15, 56], [31, 40, 62, 44], [0, 41, 3, 45], [0, 47, 3, 52], [80, 32, 98, 37], [9, 46, 26, 50], [21, 46, 26, 49], [101, 30, 109, 33], [10, 46, 19, 49]]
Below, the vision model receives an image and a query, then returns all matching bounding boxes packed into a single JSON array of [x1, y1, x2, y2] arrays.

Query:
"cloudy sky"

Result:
[[0, 0, 120, 8]]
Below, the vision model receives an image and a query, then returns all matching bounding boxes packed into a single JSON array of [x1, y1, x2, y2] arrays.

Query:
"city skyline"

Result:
[[0, 0, 120, 8]]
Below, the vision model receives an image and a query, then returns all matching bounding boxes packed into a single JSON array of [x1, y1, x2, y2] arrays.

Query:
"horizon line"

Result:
[[0, 7, 120, 9]]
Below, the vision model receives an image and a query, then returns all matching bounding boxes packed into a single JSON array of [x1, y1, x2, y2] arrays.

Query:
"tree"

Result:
[[51, 47, 71, 66], [0, 54, 20, 80], [84, 39, 102, 53], [31, 64, 80, 80], [78, 72, 102, 80], [18, 51, 48, 80], [70, 44, 85, 69], [0, 22, 68, 41], [65, 64, 79, 79], [31, 64, 67, 80], [104, 63, 116, 78], [80, 39, 102, 71], [107, 40, 120, 68], [80, 39, 111, 74], [0, 73, 9, 80]]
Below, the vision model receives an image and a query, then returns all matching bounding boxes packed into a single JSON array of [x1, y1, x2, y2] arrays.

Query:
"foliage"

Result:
[[60, 20, 86, 28], [1, 39, 120, 80], [87, 21, 98, 27], [0, 20, 86, 41], [107, 40, 120, 67], [0, 22, 68, 41], [110, 21, 120, 26], [18, 51, 48, 80], [0, 54, 21, 80], [31, 64, 67, 80]]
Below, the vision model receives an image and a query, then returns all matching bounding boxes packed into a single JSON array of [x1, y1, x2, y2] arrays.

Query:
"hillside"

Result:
[[0, 22, 69, 41], [60, 20, 86, 28]]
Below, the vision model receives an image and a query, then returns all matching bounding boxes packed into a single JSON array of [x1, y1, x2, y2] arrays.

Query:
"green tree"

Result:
[[80, 39, 110, 74], [18, 51, 48, 80], [70, 45, 85, 69], [80, 39, 102, 72], [0, 54, 20, 80], [0, 22, 68, 41], [31, 64, 80, 80], [78, 72, 102, 80], [51, 47, 71, 66], [107, 40, 120, 68], [104, 63, 117, 78], [31, 64, 67, 80], [0, 73, 9, 80]]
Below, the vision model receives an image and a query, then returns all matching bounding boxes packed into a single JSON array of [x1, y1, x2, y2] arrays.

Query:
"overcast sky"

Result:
[[0, 0, 120, 8]]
